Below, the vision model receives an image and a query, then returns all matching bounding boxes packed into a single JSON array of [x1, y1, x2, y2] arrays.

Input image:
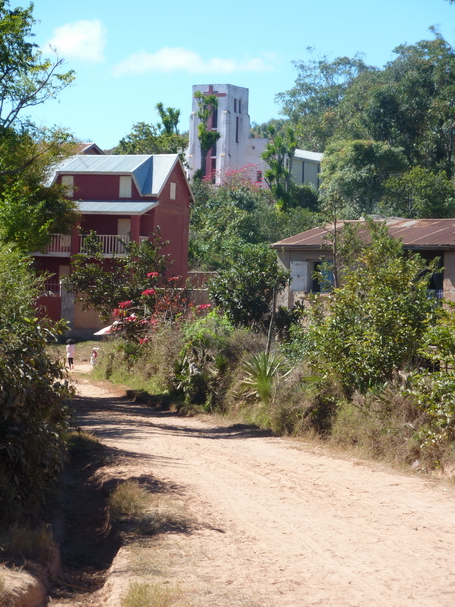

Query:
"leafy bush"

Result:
[[0, 245, 72, 520], [304, 221, 438, 392], [208, 243, 289, 331]]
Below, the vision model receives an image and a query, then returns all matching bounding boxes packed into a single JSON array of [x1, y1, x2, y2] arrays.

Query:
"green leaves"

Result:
[[64, 230, 172, 323], [208, 243, 290, 331], [304, 221, 438, 392], [0, 244, 71, 517]]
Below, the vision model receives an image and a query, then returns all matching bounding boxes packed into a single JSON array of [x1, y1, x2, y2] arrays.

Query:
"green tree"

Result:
[[0, 1, 78, 251], [262, 125, 298, 210], [189, 169, 318, 270], [194, 91, 220, 178], [155, 102, 181, 134], [63, 230, 172, 323], [320, 139, 408, 217], [381, 166, 455, 218], [305, 220, 438, 392], [207, 243, 290, 331], [276, 50, 374, 151], [0, 244, 71, 518], [0, 1, 75, 173], [113, 103, 188, 157]]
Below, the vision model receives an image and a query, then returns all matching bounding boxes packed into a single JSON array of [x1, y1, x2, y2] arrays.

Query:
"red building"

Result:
[[34, 152, 193, 333]]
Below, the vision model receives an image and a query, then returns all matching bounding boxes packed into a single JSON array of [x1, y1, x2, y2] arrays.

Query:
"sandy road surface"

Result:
[[73, 370, 455, 607]]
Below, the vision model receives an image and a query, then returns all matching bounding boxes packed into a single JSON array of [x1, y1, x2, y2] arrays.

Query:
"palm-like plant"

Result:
[[238, 351, 290, 404]]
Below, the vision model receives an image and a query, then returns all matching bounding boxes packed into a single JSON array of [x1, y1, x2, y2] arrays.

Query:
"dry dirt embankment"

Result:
[[67, 368, 455, 607]]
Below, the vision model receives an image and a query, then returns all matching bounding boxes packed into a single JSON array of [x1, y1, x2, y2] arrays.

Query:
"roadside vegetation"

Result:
[[85, 218, 455, 476]]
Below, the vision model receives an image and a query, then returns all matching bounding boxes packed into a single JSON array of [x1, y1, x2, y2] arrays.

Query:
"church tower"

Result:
[[187, 84, 268, 185]]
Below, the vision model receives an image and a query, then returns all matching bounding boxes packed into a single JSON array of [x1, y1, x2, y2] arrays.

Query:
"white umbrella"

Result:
[[93, 320, 121, 336], [93, 325, 113, 336]]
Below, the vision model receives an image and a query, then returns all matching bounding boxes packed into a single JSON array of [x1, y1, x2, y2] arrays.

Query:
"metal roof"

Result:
[[55, 154, 179, 196], [294, 149, 324, 163], [78, 201, 158, 215], [271, 219, 455, 250]]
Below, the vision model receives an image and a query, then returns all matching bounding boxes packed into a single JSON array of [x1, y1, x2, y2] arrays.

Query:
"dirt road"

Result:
[[73, 369, 455, 607]]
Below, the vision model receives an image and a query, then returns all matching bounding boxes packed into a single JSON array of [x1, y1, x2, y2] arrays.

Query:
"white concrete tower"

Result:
[[187, 84, 268, 185]]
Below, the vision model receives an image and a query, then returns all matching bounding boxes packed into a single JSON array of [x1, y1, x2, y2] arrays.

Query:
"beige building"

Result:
[[272, 218, 452, 308]]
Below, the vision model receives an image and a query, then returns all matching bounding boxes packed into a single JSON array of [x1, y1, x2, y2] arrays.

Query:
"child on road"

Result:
[[66, 339, 76, 370]]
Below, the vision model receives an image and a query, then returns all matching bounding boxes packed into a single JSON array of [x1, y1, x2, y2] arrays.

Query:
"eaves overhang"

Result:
[[77, 201, 159, 215]]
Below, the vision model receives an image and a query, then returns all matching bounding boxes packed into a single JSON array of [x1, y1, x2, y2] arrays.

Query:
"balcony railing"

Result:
[[38, 280, 61, 297], [79, 234, 131, 255], [45, 234, 72, 254], [37, 234, 148, 256]]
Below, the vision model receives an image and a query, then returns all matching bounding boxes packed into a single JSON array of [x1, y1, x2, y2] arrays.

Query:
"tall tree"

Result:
[[0, 1, 75, 175], [262, 125, 297, 210], [155, 102, 180, 134], [276, 50, 374, 151], [113, 104, 188, 157], [320, 139, 408, 217], [0, 1, 78, 251]]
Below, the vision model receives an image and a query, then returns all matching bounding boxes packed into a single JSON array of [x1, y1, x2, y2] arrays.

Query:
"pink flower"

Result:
[[196, 303, 212, 313], [118, 300, 132, 309], [168, 276, 179, 282], [147, 272, 159, 278], [142, 289, 156, 296]]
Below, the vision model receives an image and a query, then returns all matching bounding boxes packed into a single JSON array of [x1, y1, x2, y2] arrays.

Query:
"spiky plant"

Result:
[[238, 351, 290, 404]]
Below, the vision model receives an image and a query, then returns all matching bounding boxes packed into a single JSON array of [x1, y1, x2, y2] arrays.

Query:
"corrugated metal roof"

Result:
[[78, 201, 158, 215], [294, 149, 324, 163], [271, 219, 455, 249], [56, 154, 179, 196]]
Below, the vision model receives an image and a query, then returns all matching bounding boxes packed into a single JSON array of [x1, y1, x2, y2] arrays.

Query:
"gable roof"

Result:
[[272, 218, 455, 250], [54, 154, 181, 197]]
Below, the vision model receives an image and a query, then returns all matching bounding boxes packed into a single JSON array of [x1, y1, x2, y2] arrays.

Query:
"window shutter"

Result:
[[119, 176, 132, 198], [290, 261, 309, 292]]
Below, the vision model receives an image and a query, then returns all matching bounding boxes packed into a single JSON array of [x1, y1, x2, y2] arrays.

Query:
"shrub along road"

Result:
[[72, 367, 455, 607]]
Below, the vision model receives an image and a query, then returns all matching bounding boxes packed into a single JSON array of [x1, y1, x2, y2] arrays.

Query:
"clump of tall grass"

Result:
[[122, 581, 182, 607], [2, 523, 57, 565], [108, 481, 191, 537]]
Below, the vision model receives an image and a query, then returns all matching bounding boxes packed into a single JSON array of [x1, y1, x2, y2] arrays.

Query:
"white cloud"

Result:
[[113, 47, 274, 76], [43, 20, 107, 63]]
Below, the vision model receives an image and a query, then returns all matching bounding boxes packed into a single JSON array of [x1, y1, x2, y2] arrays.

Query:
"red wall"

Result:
[[36, 296, 61, 322], [69, 174, 141, 200], [149, 164, 190, 279]]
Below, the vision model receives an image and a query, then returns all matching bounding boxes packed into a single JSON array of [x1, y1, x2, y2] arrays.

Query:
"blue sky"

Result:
[[28, 0, 455, 150]]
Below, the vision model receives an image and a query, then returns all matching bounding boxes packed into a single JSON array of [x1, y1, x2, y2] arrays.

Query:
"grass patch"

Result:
[[121, 581, 182, 607], [1, 523, 57, 565], [68, 429, 101, 454], [109, 480, 150, 521], [108, 481, 193, 538]]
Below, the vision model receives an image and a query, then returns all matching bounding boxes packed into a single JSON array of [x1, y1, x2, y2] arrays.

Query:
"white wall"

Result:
[[187, 84, 268, 185]]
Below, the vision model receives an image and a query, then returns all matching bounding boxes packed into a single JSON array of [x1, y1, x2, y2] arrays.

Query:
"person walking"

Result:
[[66, 339, 76, 370]]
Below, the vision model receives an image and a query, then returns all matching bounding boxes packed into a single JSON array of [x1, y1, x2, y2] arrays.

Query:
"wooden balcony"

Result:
[[35, 234, 143, 256], [79, 234, 131, 255]]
